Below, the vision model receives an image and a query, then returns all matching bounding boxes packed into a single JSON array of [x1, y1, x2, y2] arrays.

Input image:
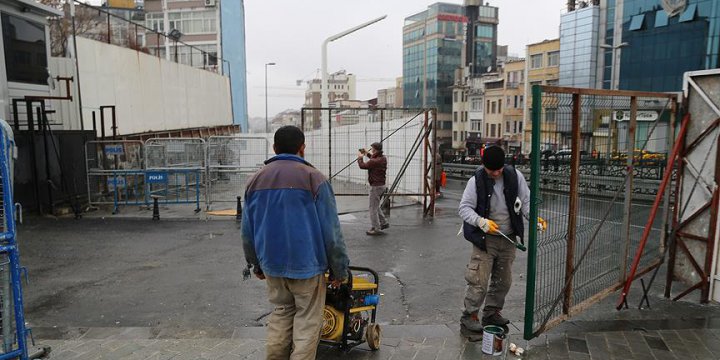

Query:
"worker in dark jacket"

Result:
[[357, 142, 389, 236], [242, 125, 349, 359]]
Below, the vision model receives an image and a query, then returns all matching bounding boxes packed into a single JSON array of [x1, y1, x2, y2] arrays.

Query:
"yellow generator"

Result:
[[320, 266, 381, 351]]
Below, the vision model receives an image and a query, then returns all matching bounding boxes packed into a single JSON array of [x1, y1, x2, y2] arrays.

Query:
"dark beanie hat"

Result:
[[371, 142, 383, 152], [483, 146, 505, 170]]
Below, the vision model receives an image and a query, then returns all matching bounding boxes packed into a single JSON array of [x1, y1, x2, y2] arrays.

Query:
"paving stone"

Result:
[[604, 332, 629, 346], [644, 335, 670, 351], [608, 343, 634, 359], [567, 337, 589, 354]]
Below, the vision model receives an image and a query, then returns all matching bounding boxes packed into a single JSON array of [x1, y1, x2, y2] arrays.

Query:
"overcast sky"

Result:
[[245, 0, 567, 119]]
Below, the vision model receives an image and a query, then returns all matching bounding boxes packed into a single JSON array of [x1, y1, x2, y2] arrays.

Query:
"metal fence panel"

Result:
[[206, 135, 269, 208], [301, 108, 435, 213], [524, 86, 676, 339], [85, 141, 146, 210]]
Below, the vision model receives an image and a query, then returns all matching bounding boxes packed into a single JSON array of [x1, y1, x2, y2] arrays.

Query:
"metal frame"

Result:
[[0, 125, 29, 360], [664, 70, 720, 303]]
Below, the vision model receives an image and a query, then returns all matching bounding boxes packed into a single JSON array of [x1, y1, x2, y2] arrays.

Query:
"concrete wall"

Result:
[[76, 37, 232, 135]]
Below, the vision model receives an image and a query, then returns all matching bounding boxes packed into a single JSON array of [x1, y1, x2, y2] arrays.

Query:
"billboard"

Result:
[[107, 0, 136, 9]]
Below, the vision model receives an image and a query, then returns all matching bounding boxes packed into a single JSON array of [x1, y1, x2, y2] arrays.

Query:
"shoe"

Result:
[[482, 311, 510, 326], [381, 223, 389, 230], [366, 229, 384, 236], [460, 313, 484, 333]]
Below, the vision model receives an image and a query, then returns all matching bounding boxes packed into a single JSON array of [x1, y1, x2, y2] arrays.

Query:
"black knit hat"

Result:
[[371, 142, 383, 152], [483, 146, 505, 170]]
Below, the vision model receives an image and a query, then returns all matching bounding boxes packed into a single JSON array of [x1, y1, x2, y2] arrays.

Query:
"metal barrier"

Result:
[[85, 140, 146, 213], [523, 86, 678, 339], [144, 138, 205, 211], [301, 108, 437, 216], [0, 122, 31, 359], [206, 135, 269, 209]]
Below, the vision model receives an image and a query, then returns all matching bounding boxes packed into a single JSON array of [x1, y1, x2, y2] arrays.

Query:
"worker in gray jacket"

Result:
[[458, 146, 546, 332]]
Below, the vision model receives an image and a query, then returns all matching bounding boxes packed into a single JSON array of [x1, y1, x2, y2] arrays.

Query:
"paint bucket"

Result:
[[481, 325, 505, 355]]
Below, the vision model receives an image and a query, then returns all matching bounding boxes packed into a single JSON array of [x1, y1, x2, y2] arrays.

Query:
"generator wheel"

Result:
[[366, 323, 381, 350]]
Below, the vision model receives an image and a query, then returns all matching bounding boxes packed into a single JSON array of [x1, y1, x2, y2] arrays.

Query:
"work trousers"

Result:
[[369, 185, 388, 230], [463, 234, 516, 318], [265, 274, 326, 360]]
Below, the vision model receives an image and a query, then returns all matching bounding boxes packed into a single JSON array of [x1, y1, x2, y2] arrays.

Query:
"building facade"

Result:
[[523, 39, 560, 153], [559, 3, 601, 88], [303, 70, 356, 129], [406, 2, 499, 148], [608, 0, 719, 92], [502, 59, 525, 153]]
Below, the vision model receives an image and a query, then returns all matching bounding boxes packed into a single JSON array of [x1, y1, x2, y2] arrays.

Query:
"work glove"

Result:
[[477, 217, 499, 234], [537, 217, 547, 232]]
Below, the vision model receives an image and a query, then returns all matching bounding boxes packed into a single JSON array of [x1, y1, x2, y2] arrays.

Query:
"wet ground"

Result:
[[16, 178, 720, 359]]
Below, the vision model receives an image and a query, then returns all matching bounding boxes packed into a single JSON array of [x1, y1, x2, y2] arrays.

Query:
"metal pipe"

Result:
[[1, 254, 10, 352], [38, 107, 53, 214]]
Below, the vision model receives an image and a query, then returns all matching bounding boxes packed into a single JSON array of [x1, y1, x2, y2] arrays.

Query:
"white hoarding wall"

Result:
[[76, 37, 232, 135]]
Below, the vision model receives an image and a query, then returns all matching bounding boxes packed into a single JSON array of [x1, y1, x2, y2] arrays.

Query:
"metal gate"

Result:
[[301, 107, 437, 216], [85, 140, 145, 213], [144, 138, 205, 212], [524, 86, 678, 339], [206, 135, 268, 209]]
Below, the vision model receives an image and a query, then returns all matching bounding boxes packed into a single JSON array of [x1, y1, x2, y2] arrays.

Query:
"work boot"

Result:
[[366, 228, 383, 236], [482, 311, 510, 326], [460, 313, 484, 333], [381, 223, 389, 230]]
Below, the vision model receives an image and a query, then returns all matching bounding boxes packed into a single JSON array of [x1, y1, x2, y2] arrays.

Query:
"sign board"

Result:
[[107, 176, 126, 190], [613, 110, 659, 122], [146, 171, 168, 184], [107, 0, 136, 9], [104, 145, 124, 156]]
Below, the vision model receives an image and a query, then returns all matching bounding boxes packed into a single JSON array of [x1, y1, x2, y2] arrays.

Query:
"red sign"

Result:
[[437, 14, 468, 23]]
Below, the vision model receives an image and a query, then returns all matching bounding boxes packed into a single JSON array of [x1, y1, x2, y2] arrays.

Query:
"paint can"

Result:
[[481, 325, 505, 355]]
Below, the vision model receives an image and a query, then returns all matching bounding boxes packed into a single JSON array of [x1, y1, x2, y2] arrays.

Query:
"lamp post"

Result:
[[600, 41, 628, 160], [321, 15, 387, 109], [265, 62, 276, 134]]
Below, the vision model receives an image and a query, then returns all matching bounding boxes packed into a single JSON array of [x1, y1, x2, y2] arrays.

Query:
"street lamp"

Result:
[[600, 42, 629, 90], [321, 15, 387, 109], [265, 62, 276, 134]]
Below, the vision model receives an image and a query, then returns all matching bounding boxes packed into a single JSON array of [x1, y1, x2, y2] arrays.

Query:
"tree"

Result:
[[40, 0, 108, 56]]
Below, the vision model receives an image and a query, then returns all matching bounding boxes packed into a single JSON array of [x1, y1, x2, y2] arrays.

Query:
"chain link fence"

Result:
[[524, 86, 678, 339]]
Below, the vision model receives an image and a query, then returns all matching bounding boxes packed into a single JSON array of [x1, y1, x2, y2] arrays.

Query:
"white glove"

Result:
[[477, 217, 499, 234]]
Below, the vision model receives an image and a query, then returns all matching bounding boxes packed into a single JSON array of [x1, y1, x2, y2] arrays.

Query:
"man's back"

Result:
[[242, 154, 347, 279]]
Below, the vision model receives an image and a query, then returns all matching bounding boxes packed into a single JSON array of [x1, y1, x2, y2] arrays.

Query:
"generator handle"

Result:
[[348, 266, 379, 286]]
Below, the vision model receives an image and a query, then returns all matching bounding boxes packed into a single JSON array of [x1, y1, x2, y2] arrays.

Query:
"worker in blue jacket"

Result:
[[242, 125, 350, 360]]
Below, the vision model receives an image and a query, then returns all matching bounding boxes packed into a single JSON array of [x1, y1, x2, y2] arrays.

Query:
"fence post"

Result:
[[236, 196, 242, 221], [621, 96, 638, 285], [152, 195, 160, 221], [564, 92, 582, 314], [524, 85, 542, 340]]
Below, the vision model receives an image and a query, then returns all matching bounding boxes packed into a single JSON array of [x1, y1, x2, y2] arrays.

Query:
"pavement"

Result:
[[15, 178, 720, 359]]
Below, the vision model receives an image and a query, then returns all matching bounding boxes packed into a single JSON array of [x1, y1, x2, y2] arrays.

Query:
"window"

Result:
[[486, 100, 490, 113], [506, 121, 510, 133], [519, 121, 523, 132], [486, 123, 489, 136], [531, 54, 543, 69], [629, 14, 645, 31], [475, 24, 493, 38], [547, 51, 560, 67], [453, 131, 458, 141], [491, 101, 496, 113], [679, 4, 697, 23], [514, 96, 518, 108], [147, 10, 217, 35], [520, 95, 524, 109], [514, 121, 518, 133], [655, 11, 669, 28], [454, 91, 458, 102], [464, 111, 468, 122], [491, 124, 496, 137], [2, 13, 48, 85], [461, 91, 465, 102], [546, 79, 559, 86], [498, 99, 502, 113], [453, 111, 458, 122], [461, 131, 465, 141]]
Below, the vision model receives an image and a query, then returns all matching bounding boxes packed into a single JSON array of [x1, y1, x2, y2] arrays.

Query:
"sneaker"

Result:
[[381, 223, 389, 230], [366, 229, 384, 236], [460, 313, 484, 333], [482, 312, 510, 326]]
